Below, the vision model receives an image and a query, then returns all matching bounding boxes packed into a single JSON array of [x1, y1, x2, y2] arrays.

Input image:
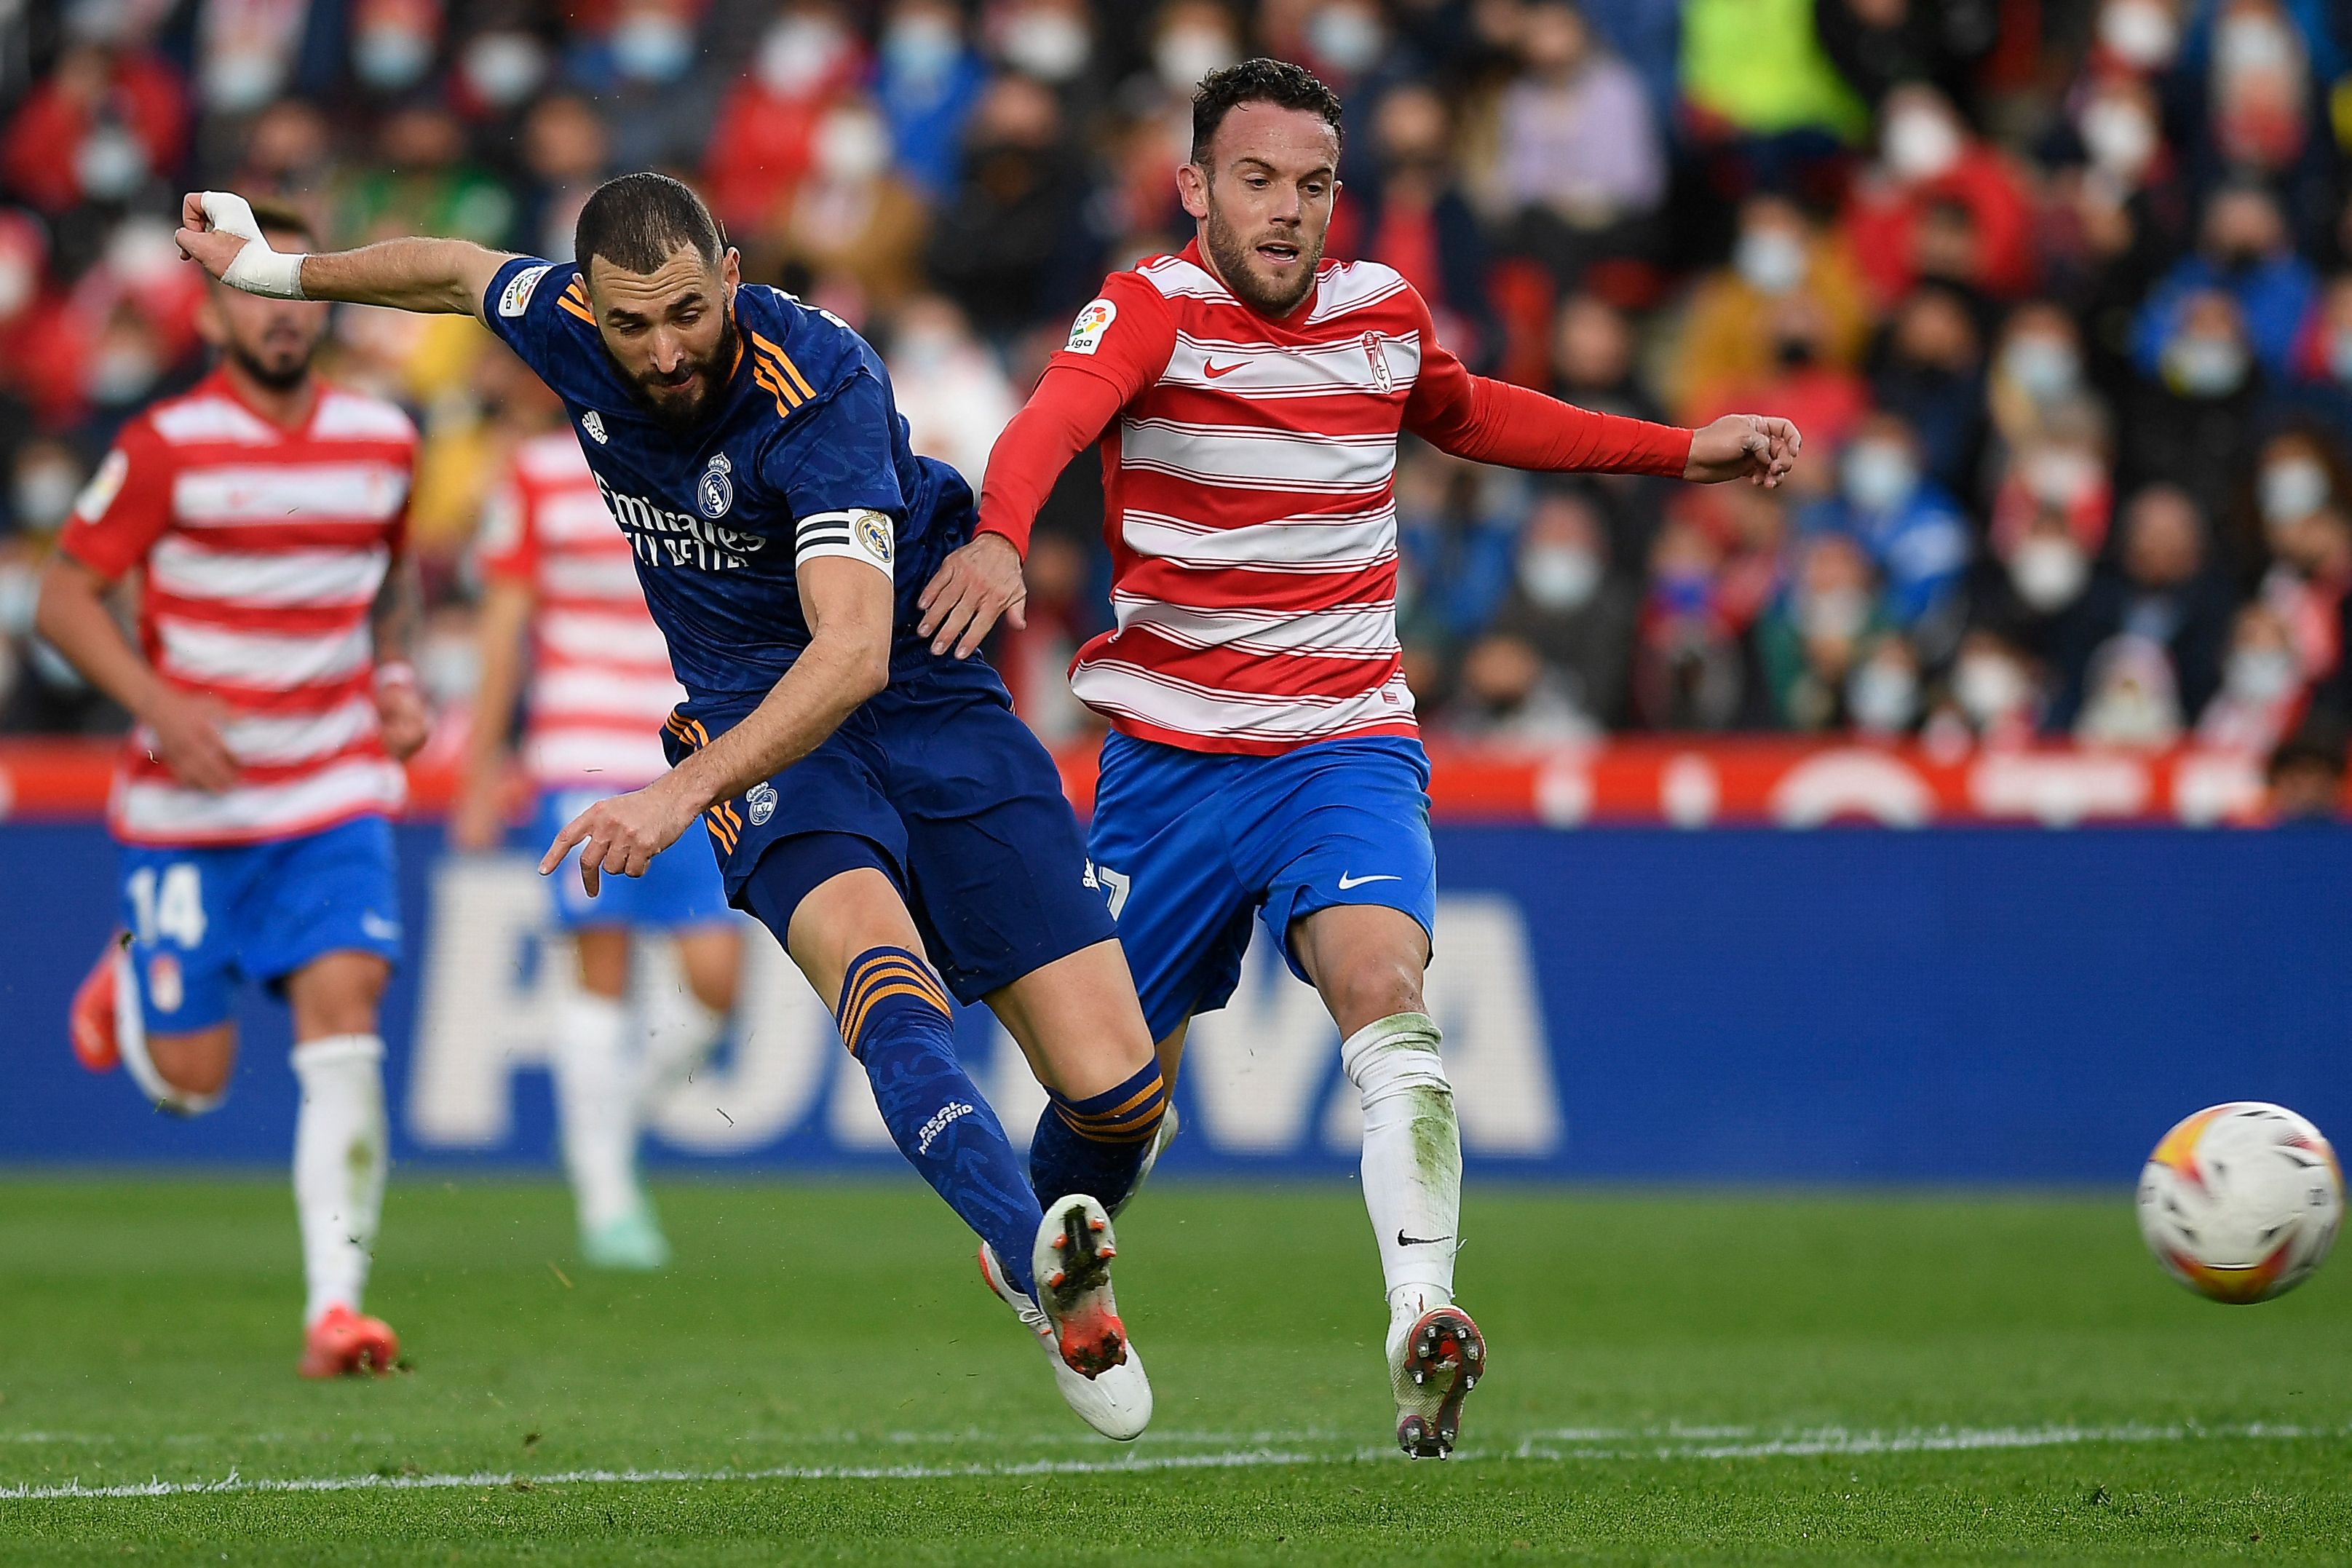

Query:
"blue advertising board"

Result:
[[1, 820, 2345, 1182]]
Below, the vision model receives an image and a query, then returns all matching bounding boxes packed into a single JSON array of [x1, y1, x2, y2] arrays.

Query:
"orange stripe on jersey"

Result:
[[751, 361, 799, 420], [750, 333, 817, 401]]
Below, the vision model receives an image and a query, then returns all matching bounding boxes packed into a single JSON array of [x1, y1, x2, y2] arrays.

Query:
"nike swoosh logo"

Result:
[[1337, 873, 1401, 890], [1397, 1231, 1452, 1247], [1203, 360, 1240, 378]]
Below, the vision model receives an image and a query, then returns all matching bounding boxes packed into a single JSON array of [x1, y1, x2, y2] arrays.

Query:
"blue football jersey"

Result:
[[480, 256, 976, 700]]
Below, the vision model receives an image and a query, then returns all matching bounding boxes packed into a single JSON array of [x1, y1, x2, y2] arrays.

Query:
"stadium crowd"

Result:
[[6, 0, 2352, 768]]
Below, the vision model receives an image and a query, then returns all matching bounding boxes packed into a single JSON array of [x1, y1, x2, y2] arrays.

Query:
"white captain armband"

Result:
[[796, 508, 896, 576]]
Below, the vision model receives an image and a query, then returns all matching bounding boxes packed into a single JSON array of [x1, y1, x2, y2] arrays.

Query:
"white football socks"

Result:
[[636, 984, 727, 1110], [1340, 1013, 1462, 1324], [114, 947, 225, 1116], [553, 992, 643, 1230], [291, 1034, 387, 1325]]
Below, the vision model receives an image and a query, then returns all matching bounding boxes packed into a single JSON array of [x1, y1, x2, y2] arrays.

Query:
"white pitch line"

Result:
[[2, 1422, 2342, 1503]]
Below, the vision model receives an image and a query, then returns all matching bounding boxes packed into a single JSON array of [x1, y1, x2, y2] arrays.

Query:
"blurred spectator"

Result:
[[517, 92, 610, 262], [1680, 0, 1869, 183], [889, 295, 1018, 486], [1690, 289, 1873, 456], [1489, 1, 1665, 282], [2075, 632, 2184, 748], [1396, 445, 1524, 657], [924, 74, 1099, 339], [1482, 487, 1639, 731], [2264, 713, 2348, 820], [1869, 283, 1985, 498], [1931, 624, 2045, 746], [1975, 416, 2113, 668], [1845, 82, 2035, 303], [2199, 600, 2307, 751], [338, 100, 515, 245], [1813, 0, 1998, 114], [1339, 84, 1494, 363], [1666, 194, 1872, 421], [773, 98, 930, 316], [579, 0, 725, 176], [2244, 425, 2351, 586], [1449, 632, 1599, 741], [2051, 483, 2233, 729], [876, 0, 990, 198], [1985, 301, 2100, 456], [702, 3, 863, 234], [2, 8, 187, 216], [1802, 409, 1973, 649], [350, 0, 442, 100], [1630, 517, 1747, 729], [2133, 183, 2314, 378], [2118, 289, 2263, 528], [1756, 530, 1893, 729]]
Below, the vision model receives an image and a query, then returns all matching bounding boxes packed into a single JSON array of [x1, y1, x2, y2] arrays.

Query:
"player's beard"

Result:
[[626, 312, 741, 433], [1202, 199, 1323, 318], [226, 333, 317, 392]]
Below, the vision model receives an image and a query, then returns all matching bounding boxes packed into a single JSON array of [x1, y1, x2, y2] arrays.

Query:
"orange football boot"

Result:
[[69, 940, 124, 1074], [298, 1305, 400, 1379]]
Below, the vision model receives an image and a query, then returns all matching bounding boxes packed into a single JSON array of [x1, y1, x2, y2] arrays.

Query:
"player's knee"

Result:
[[1326, 954, 1427, 1035], [148, 1029, 237, 1109]]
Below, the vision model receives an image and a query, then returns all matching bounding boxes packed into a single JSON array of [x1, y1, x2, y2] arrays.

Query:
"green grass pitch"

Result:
[[1, 1177, 2347, 1564]]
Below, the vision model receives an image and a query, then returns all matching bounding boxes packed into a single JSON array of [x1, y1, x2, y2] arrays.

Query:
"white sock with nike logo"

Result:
[[1340, 1012, 1460, 1318]]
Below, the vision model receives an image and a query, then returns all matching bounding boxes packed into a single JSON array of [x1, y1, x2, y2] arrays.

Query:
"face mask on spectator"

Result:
[[12, 462, 81, 533], [1955, 651, 2030, 724], [2099, 0, 2180, 68], [2227, 644, 2301, 702], [2000, 334, 2081, 402], [2260, 456, 2330, 525], [885, 12, 961, 79], [463, 31, 547, 109], [612, 12, 694, 83], [76, 125, 149, 202], [2162, 333, 2248, 397], [0, 253, 35, 322], [1001, 9, 1090, 82], [1734, 229, 1806, 296], [2217, 14, 2296, 74], [1883, 106, 1962, 182], [2024, 448, 2100, 508], [1774, 333, 1818, 369], [1307, 2, 1385, 76], [1519, 544, 1601, 610], [355, 23, 435, 90], [1799, 587, 1869, 643], [814, 111, 891, 183], [86, 341, 160, 407], [1848, 653, 1919, 734], [2010, 534, 2091, 611], [1843, 440, 1919, 512], [760, 16, 850, 96], [2080, 98, 2158, 178], [1157, 25, 1235, 92], [205, 46, 285, 114]]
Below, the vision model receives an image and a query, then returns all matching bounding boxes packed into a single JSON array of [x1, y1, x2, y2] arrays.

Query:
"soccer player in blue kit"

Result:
[[175, 176, 1163, 1438]]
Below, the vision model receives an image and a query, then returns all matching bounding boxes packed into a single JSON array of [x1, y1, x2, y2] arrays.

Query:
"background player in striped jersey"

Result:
[[36, 198, 425, 1379], [919, 59, 1802, 1458], [454, 359, 743, 1271], [173, 176, 1166, 1438]]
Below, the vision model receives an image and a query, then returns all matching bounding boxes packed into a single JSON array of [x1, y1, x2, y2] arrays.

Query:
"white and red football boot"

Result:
[[1389, 1301, 1486, 1458], [298, 1305, 400, 1379]]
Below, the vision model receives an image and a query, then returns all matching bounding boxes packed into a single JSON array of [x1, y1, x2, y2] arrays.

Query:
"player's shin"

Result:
[[290, 1034, 388, 1325], [1342, 1013, 1461, 1316], [1029, 1058, 1167, 1217], [839, 946, 1046, 1294], [553, 991, 653, 1238]]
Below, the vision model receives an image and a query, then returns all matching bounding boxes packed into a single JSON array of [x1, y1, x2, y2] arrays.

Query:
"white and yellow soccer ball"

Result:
[[2137, 1102, 2343, 1304]]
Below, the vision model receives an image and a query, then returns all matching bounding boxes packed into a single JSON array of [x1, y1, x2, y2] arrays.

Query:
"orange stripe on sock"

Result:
[[1056, 1077, 1166, 1126], [839, 958, 951, 1022], [840, 980, 952, 1054]]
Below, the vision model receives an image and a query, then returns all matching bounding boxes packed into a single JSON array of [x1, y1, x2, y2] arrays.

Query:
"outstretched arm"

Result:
[[174, 191, 511, 321]]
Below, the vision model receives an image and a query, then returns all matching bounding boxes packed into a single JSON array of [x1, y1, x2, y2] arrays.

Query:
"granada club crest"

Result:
[[698, 452, 734, 519], [1363, 331, 1393, 395]]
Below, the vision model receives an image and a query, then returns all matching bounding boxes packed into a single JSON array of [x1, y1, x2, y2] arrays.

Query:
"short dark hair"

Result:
[[1190, 58, 1345, 166], [245, 194, 318, 250], [574, 172, 724, 277]]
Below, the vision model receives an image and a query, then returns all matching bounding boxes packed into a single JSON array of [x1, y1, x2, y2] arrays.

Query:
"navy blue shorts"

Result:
[[1086, 732, 1437, 1042], [662, 656, 1116, 1004]]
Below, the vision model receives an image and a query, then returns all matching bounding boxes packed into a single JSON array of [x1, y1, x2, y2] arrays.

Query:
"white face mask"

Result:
[[1884, 107, 1963, 182], [1307, 1, 1385, 75], [86, 341, 159, 406], [12, 463, 82, 532], [1844, 440, 1919, 512], [612, 13, 695, 83], [203, 46, 285, 114], [886, 14, 962, 79], [355, 25, 434, 90], [2163, 333, 2249, 397], [1799, 586, 1870, 642], [0, 253, 31, 320], [2000, 334, 2081, 401], [107, 216, 183, 288], [2010, 534, 2091, 612], [1156, 25, 1235, 92], [2227, 645, 2301, 702], [2260, 457, 2330, 525], [1848, 654, 1920, 734], [463, 31, 547, 109], [1733, 229, 1806, 296], [1955, 652, 2031, 724], [2217, 15, 2295, 74], [0, 558, 36, 637], [2099, 0, 2180, 68], [1001, 9, 1090, 82], [814, 111, 891, 182], [76, 124, 149, 201], [2080, 97, 2159, 178], [1518, 544, 1601, 610], [759, 16, 849, 95], [2024, 448, 2101, 509]]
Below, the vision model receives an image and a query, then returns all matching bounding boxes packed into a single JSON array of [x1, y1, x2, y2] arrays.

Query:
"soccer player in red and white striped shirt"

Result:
[[918, 60, 1800, 1457], [36, 198, 427, 1379], [454, 376, 743, 1271]]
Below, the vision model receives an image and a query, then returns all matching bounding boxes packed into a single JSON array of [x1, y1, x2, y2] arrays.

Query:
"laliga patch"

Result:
[[697, 453, 734, 519], [747, 781, 777, 827], [74, 448, 129, 523], [499, 264, 553, 318], [856, 511, 895, 568], [1064, 298, 1116, 355]]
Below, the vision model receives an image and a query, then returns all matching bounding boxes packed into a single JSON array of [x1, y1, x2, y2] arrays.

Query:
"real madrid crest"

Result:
[[1363, 332, 1393, 395], [697, 452, 734, 519]]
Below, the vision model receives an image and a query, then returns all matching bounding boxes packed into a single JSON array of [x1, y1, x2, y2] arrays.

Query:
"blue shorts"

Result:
[[662, 656, 1116, 1003], [116, 814, 403, 1034], [1086, 732, 1437, 1041], [536, 787, 732, 931]]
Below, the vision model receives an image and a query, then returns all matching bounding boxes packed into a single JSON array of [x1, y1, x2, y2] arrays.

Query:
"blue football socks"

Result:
[[1029, 1056, 1168, 1217]]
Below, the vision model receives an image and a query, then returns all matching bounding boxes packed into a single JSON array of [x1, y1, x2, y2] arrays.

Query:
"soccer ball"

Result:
[[2137, 1102, 2343, 1304]]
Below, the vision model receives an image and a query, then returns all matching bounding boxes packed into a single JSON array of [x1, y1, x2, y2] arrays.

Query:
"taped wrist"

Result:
[[203, 191, 307, 299]]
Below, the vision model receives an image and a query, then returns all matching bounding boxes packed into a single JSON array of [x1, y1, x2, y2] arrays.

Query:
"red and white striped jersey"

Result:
[[475, 430, 682, 789], [60, 371, 416, 847]]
